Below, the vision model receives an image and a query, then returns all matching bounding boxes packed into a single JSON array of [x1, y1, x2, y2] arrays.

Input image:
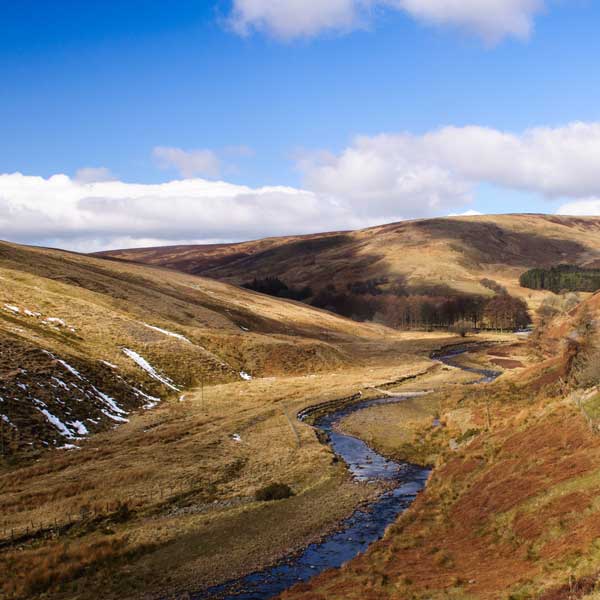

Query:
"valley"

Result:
[[2, 215, 600, 600], [5, 4, 600, 599]]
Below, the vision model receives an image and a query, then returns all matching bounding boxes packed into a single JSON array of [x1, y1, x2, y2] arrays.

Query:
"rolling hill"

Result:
[[95, 214, 600, 303], [0, 239, 392, 456]]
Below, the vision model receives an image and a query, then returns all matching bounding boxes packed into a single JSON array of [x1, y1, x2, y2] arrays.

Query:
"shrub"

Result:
[[255, 482, 294, 502], [113, 501, 132, 523], [480, 278, 507, 295], [575, 349, 600, 389], [450, 320, 473, 337]]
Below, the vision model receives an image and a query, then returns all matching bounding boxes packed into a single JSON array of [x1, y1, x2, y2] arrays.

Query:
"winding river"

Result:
[[194, 347, 500, 600]]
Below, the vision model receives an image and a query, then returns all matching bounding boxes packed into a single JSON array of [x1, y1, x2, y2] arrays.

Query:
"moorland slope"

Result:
[[281, 290, 600, 600], [1, 240, 481, 600], [0, 239, 394, 455], [96, 214, 600, 303]]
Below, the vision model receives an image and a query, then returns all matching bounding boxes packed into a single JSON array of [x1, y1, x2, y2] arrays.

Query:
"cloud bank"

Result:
[[0, 173, 366, 252], [228, 0, 546, 42], [2, 122, 600, 252], [300, 122, 600, 205]]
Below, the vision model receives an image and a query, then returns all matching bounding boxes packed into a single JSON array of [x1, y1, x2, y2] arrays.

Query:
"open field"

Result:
[[0, 238, 414, 454], [1, 239, 491, 600]]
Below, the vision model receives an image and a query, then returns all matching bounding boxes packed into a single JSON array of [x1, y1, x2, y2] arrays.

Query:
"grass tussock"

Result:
[[0, 535, 144, 599], [255, 482, 294, 502]]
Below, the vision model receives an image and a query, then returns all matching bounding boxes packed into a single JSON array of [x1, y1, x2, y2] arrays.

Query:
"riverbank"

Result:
[[3, 332, 503, 600], [280, 337, 600, 599], [186, 341, 509, 599]]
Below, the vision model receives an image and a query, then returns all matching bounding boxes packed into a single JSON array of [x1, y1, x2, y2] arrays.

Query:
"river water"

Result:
[[193, 348, 499, 600]]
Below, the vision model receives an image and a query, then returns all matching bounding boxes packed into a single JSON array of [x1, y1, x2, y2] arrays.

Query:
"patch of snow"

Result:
[[43, 351, 83, 380], [101, 408, 129, 423], [70, 420, 89, 436], [179, 394, 186, 402], [91, 385, 128, 415], [131, 385, 160, 406], [130, 386, 161, 410], [51, 377, 70, 390], [17, 383, 28, 391], [58, 444, 80, 450], [24, 309, 41, 317], [56, 359, 83, 380], [122, 348, 180, 392], [231, 433, 242, 442], [36, 406, 75, 438], [240, 371, 252, 381], [45, 317, 66, 327], [3, 304, 20, 314], [1, 414, 15, 428], [239, 325, 249, 332], [101, 360, 118, 369], [143, 323, 191, 343]]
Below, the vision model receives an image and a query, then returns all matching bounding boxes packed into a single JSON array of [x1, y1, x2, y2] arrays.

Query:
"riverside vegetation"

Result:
[[4, 214, 600, 599]]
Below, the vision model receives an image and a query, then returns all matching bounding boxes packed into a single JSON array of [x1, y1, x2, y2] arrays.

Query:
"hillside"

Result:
[[96, 214, 600, 305], [279, 291, 600, 600], [1, 240, 481, 600], [0, 239, 392, 456]]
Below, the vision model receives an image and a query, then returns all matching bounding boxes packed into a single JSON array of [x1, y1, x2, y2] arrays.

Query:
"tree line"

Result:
[[245, 276, 531, 331], [243, 277, 313, 301], [520, 264, 600, 293]]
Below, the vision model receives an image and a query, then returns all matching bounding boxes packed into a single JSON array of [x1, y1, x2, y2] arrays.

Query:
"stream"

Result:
[[194, 348, 500, 600]]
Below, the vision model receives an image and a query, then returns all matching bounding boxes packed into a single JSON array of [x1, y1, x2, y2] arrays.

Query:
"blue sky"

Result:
[[1, 1, 600, 250]]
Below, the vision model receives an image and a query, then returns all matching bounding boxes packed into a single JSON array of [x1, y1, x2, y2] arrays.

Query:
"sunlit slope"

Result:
[[0, 240, 388, 454], [96, 215, 600, 301], [281, 291, 600, 600]]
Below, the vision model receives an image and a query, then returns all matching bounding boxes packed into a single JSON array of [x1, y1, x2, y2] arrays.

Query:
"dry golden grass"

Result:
[[0, 238, 415, 454], [5, 226, 600, 599], [0, 265, 467, 600], [279, 324, 600, 600]]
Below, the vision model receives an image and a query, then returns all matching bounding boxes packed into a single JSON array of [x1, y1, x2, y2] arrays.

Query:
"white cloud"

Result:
[[4, 122, 600, 253], [298, 142, 473, 220], [228, 0, 546, 42], [0, 172, 365, 252], [299, 122, 600, 213], [557, 197, 600, 216], [74, 167, 115, 183], [448, 209, 483, 216], [390, 0, 544, 43], [153, 146, 221, 178], [229, 0, 360, 39]]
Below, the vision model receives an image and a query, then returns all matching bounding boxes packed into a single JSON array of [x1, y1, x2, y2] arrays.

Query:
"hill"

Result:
[[0, 239, 392, 456], [95, 214, 600, 306], [0, 240, 474, 600]]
